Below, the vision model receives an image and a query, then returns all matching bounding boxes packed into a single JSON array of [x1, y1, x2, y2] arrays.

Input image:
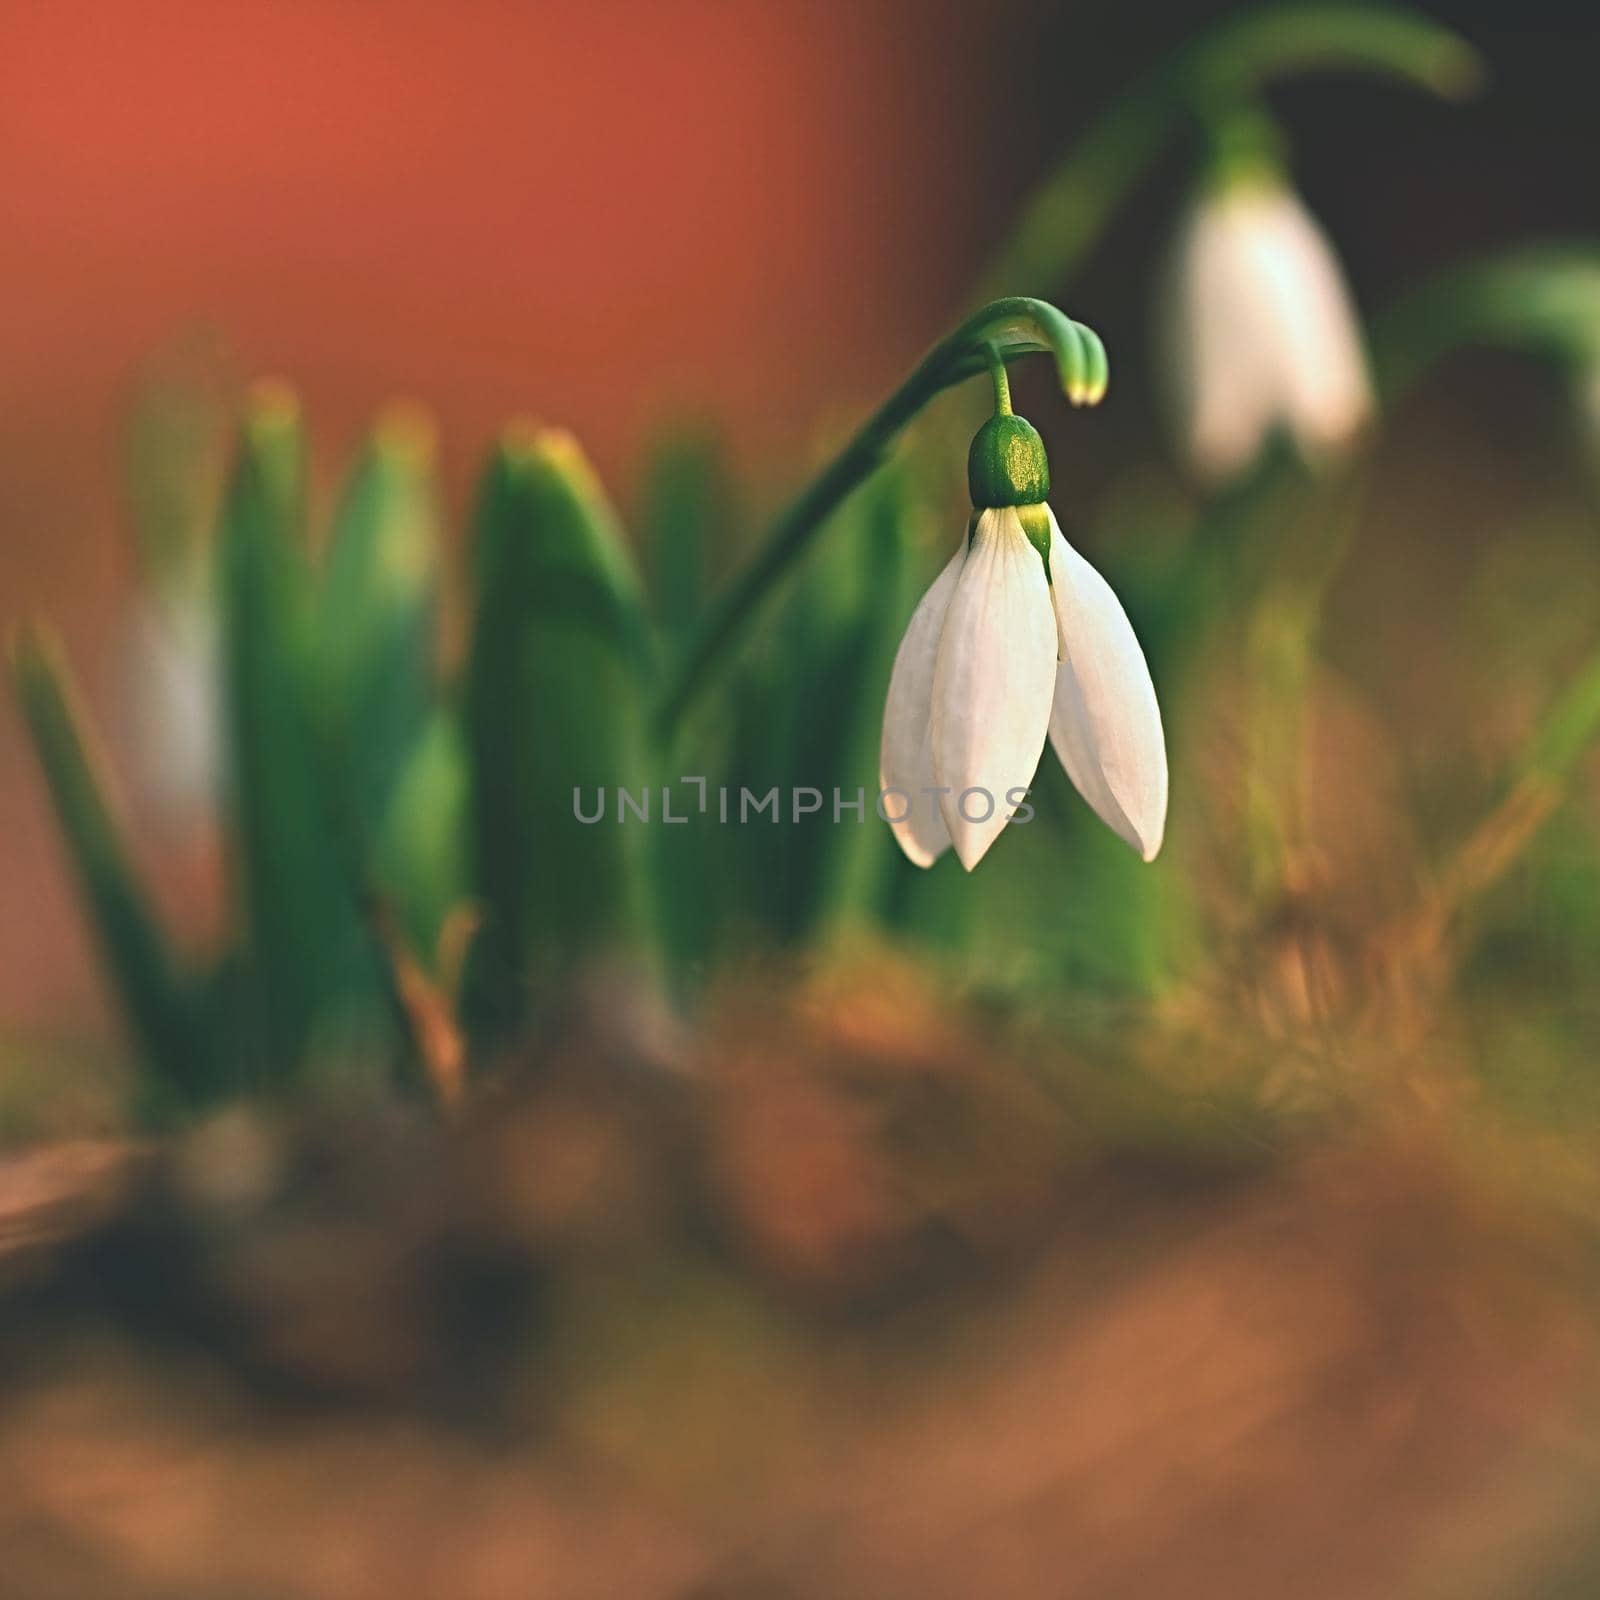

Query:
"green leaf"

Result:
[[640, 425, 734, 647], [803, 465, 926, 940], [317, 405, 443, 838], [1374, 245, 1600, 402], [219, 383, 388, 1078], [722, 464, 921, 945], [462, 426, 655, 1041], [375, 709, 469, 969], [9, 625, 214, 1108], [639, 427, 738, 1000]]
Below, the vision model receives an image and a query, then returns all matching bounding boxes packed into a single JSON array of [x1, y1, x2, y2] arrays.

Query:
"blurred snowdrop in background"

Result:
[[1158, 121, 1373, 481]]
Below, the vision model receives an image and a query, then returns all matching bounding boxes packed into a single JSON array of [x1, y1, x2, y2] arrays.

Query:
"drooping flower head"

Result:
[[880, 383, 1167, 871], [1160, 113, 1373, 483]]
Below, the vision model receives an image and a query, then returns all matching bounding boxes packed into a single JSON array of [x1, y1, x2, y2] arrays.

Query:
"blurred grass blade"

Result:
[[9, 625, 212, 1105], [123, 326, 234, 590], [639, 428, 738, 1001], [463, 426, 655, 1042], [810, 466, 923, 938], [641, 425, 734, 647], [1424, 644, 1600, 935], [1524, 650, 1600, 783], [718, 517, 836, 942], [221, 383, 387, 1076], [375, 708, 469, 969], [318, 405, 442, 835], [722, 465, 919, 945]]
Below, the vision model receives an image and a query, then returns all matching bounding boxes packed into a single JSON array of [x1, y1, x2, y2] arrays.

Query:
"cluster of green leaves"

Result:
[[11, 386, 956, 1114]]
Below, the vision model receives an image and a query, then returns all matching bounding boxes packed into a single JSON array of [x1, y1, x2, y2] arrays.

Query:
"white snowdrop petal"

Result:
[[1248, 188, 1372, 454], [930, 508, 1057, 871], [1162, 189, 1285, 481], [122, 591, 223, 831], [878, 542, 966, 866], [1047, 511, 1168, 860]]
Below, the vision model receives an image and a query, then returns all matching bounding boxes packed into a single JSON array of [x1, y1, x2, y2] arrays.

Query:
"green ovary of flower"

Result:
[[967, 414, 1050, 511]]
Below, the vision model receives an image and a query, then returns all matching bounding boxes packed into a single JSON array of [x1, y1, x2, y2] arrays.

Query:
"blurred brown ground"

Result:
[[3, 971, 1600, 1599]]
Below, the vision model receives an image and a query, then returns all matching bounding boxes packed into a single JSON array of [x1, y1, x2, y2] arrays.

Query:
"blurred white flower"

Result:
[[120, 586, 222, 834], [880, 501, 1167, 871], [1161, 176, 1373, 482]]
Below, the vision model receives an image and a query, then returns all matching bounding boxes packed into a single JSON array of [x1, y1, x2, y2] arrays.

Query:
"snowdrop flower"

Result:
[[880, 406, 1167, 871], [119, 583, 222, 835], [1160, 166, 1373, 482]]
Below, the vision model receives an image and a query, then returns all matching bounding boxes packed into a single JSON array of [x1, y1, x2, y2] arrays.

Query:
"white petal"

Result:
[[1161, 188, 1284, 481], [1247, 187, 1372, 456], [930, 508, 1057, 871], [879, 541, 965, 866], [1047, 510, 1168, 860]]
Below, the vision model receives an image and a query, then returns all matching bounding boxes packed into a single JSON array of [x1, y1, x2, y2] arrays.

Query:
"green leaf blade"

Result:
[[10, 625, 214, 1109], [220, 384, 388, 1078], [317, 405, 443, 836], [463, 426, 656, 1041]]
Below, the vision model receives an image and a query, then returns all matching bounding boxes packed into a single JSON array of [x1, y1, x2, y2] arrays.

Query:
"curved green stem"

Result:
[[1373, 243, 1600, 401], [654, 297, 1107, 739], [984, 342, 1014, 416], [979, 3, 1480, 298]]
